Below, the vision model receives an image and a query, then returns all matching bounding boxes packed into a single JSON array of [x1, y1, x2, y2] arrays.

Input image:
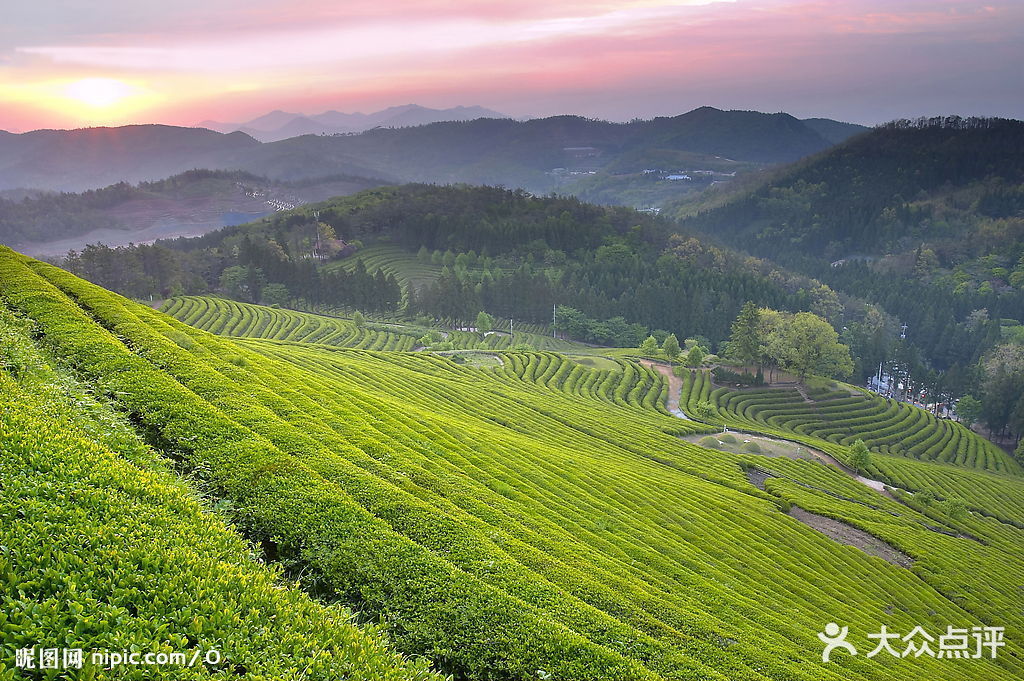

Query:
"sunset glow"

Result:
[[1, 0, 1021, 131], [65, 78, 136, 109]]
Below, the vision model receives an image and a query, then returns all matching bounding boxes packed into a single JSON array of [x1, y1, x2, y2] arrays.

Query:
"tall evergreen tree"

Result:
[[727, 301, 762, 369], [662, 334, 681, 364]]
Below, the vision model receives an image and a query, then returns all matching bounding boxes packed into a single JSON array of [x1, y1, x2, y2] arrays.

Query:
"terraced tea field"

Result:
[[679, 369, 1020, 476], [162, 295, 586, 352], [0, 290, 439, 681], [3, 246, 1023, 680], [496, 351, 672, 414], [327, 244, 445, 290]]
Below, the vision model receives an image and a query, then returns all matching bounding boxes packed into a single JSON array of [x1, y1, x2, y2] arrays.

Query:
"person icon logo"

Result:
[[818, 622, 858, 662]]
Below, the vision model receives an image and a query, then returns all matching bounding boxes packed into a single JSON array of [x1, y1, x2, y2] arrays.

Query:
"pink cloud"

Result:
[[2, 0, 1021, 129]]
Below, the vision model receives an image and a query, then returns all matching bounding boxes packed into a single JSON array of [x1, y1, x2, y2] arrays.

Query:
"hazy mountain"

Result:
[[371, 104, 507, 129], [228, 108, 865, 199], [0, 169, 386, 256], [239, 110, 307, 132], [201, 104, 510, 142], [308, 110, 371, 128], [270, 115, 356, 139], [800, 117, 870, 145], [0, 125, 259, 192], [0, 108, 864, 200]]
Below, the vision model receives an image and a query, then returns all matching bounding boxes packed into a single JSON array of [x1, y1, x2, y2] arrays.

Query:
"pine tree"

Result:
[[639, 335, 659, 356], [727, 301, 761, 370], [662, 334, 681, 364]]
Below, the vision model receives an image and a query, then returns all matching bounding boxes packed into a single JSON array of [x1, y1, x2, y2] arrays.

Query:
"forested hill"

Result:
[[64, 183, 885, 363], [677, 117, 1024, 262], [673, 117, 1024, 372]]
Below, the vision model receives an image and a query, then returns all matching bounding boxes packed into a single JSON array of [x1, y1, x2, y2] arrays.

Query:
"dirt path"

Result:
[[789, 507, 912, 567], [805, 447, 893, 496], [793, 384, 814, 403], [640, 360, 691, 420], [636, 361, 926, 565]]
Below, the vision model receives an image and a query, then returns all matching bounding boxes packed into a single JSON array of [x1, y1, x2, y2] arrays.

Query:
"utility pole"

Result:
[[552, 303, 556, 338], [510, 317, 513, 345], [312, 210, 321, 261]]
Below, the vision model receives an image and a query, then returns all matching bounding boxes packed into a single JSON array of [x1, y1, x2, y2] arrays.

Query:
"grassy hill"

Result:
[[3, 245, 1024, 679], [0, 266, 440, 680]]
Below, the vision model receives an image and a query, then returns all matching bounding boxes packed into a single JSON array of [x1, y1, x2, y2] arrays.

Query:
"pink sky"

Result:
[[1, 0, 1021, 131]]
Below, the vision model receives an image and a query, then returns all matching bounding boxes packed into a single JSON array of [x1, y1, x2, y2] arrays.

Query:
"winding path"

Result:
[[639, 360, 690, 420], [644, 359, 896, 498]]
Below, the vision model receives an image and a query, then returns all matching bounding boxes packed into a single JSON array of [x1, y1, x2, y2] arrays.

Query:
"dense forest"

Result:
[[670, 117, 1024, 388], [677, 116, 1024, 260], [63, 184, 874, 351]]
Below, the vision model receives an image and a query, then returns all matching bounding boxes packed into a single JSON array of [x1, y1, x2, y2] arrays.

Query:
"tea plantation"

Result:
[[162, 295, 583, 352], [679, 368, 1021, 476], [2, 246, 1023, 680]]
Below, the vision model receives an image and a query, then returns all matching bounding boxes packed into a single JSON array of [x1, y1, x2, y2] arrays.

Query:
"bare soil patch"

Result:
[[744, 467, 772, 490], [789, 506, 912, 568]]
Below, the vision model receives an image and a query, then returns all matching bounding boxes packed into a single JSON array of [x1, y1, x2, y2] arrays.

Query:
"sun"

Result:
[[65, 78, 135, 108]]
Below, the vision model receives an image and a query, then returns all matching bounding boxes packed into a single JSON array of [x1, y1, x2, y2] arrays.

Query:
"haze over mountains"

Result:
[[0, 106, 867, 195], [198, 104, 510, 142]]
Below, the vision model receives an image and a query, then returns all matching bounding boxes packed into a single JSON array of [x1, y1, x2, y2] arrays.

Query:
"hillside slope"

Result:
[[2, 246, 1022, 679], [677, 117, 1024, 261], [675, 117, 1024, 370], [0, 284, 439, 680], [0, 125, 259, 192]]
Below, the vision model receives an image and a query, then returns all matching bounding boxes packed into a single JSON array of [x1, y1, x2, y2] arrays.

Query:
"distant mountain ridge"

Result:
[[198, 104, 510, 141], [0, 125, 260, 192], [0, 107, 866, 195]]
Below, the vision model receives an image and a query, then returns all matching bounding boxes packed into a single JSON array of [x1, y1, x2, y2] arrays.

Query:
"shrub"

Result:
[[940, 497, 969, 520], [698, 436, 721, 449], [712, 367, 764, 386], [719, 433, 738, 444], [742, 441, 762, 453]]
